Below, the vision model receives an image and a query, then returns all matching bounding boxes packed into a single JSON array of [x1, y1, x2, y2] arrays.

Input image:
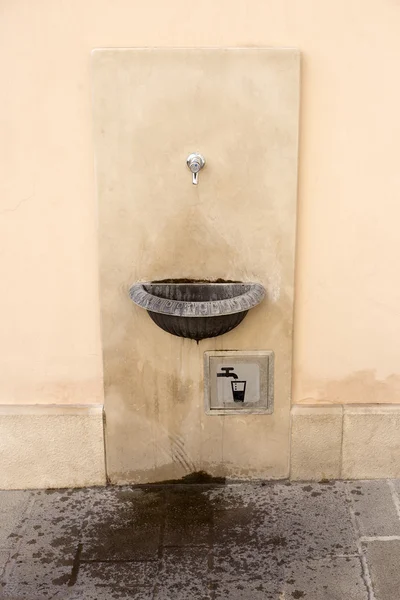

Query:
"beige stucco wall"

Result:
[[1, 0, 400, 407]]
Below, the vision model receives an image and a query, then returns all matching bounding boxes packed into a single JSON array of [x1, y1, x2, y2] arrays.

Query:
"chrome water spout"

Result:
[[186, 152, 205, 185]]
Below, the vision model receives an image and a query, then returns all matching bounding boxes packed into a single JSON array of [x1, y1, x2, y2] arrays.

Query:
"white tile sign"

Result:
[[204, 350, 274, 415]]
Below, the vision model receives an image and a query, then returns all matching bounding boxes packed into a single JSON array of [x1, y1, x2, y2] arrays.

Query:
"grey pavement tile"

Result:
[[82, 522, 161, 562], [213, 507, 259, 545], [0, 595, 51, 600], [89, 486, 148, 514], [164, 487, 211, 546], [14, 489, 95, 564], [0, 492, 32, 550], [346, 480, 400, 536], [1, 558, 158, 600], [0, 492, 31, 514], [204, 485, 247, 509], [265, 481, 358, 559], [210, 485, 279, 547], [210, 541, 283, 599], [210, 578, 279, 600], [155, 546, 209, 600], [365, 540, 400, 600], [209, 524, 283, 600], [65, 587, 154, 600], [30, 487, 97, 522], [283, 556, 369, 599], [81, 487, 164, 561], [68, 561, 157, 600], [0, 558, 71, 598], [205, 483, 280, 512]]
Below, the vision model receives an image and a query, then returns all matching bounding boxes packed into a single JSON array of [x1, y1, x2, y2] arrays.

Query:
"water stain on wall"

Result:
[[296, 369, 400, 405]]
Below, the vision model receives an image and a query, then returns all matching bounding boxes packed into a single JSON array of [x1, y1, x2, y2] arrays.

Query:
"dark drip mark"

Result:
[[68, 543, 83, 587]]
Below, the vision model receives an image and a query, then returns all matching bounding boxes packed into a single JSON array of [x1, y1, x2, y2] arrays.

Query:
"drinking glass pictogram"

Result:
[[231, 380, 246, 402]]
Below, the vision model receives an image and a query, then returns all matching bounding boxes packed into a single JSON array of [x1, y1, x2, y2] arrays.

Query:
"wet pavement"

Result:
[[1, 478, 400, 599]]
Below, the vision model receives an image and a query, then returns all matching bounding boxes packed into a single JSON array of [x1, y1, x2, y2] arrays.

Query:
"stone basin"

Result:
[[129, 280, 266, 341]]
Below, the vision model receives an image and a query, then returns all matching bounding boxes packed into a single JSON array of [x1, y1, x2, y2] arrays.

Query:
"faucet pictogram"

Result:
[[217, 367, 238, 379]]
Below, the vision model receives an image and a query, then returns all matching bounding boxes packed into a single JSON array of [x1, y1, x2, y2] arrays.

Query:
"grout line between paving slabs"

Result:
[[345, 485, 377, 600], [207, 497, 215, 600], [150, 488, 167, 600], [360, 535, 400, 542]]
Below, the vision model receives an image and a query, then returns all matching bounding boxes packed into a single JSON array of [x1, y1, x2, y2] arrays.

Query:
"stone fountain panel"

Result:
[[93, 48, 299, 482]]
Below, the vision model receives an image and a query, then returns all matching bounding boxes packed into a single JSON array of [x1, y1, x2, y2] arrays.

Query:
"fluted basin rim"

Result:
[[129, 282, 266, 317]]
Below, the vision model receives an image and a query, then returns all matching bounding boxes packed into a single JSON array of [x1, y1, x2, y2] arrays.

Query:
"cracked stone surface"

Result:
[[0, 480, 400, 599]]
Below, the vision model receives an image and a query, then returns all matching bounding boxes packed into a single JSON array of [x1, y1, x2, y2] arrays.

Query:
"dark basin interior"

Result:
[[143, 282, 255, 303]]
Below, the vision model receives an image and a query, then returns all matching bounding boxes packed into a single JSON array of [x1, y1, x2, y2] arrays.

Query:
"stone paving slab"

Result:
[[283, 556, 368, 599], [69, 561, 158, 600], [0, 480, 400, 599], [156, 546, 209, 600], [211, 542, 281, 580], [82, 520, 161, 562], [1, 559, 158, 600], [347, 480, 400, 536], [365, 540, 400, 600], [164, 487, 211, 546], [0, 492, 31, 513], [205, 483, 279, 512], [211, 542, 283, 599], [81, 487, 164, 561], [0, 558, 71, 598], [265, 481, 358, 558], [213, 507, 258, 545], [0, 492, 32, 550], [15, 489, 94, 564], [210, 577, 280, 599]]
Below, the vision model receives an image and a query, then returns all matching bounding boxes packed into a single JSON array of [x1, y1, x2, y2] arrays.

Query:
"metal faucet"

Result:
[[217, 367, 238, 380], [186, 152, 205, 185]]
